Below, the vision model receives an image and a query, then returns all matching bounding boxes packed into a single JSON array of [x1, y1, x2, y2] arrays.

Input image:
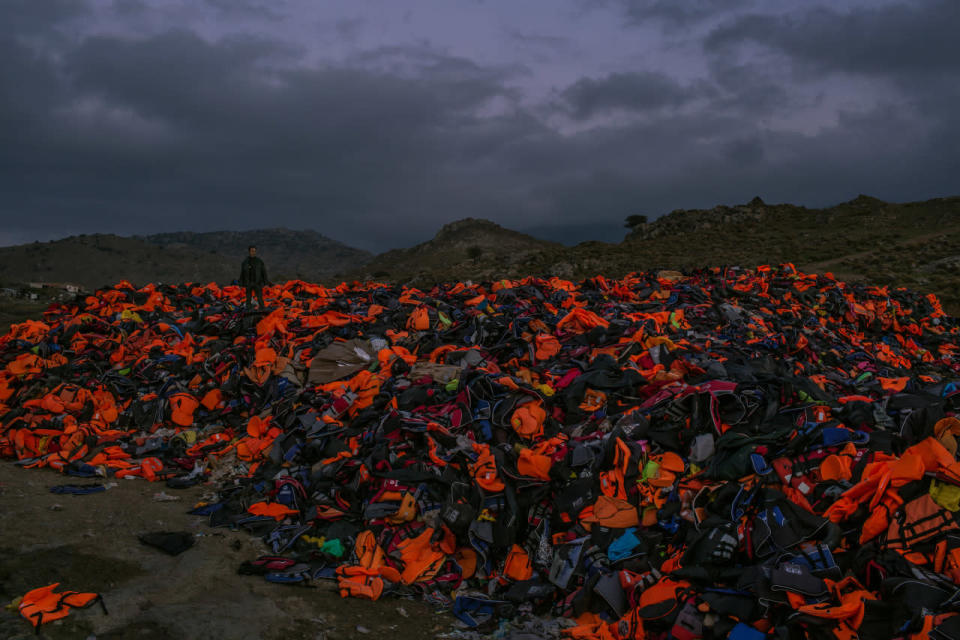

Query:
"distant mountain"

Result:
[[2, 196, 958, 315], [351, 217, 561, 283], [0, 229, 371, 291], [0, 234, 227, 291], [139, 228, 372, 282]]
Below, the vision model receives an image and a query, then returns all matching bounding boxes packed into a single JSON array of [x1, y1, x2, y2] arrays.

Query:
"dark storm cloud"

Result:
[[589, 0, 753, 27], [348, 45, 523, 110], [202, 0, 284, 21], [700, 0, 960, 180], [0, 0, 958, 252], [704, 1, 960, 76], [65, 32, 302, 122], [723, 136, 764, 165], [505, 29, 579, 64], [702, 56, 790, 118], [0, 0, 90, 33], [0, 19, 528, 249], [561, 72, 713, 119], [335, 18, 365, 43]]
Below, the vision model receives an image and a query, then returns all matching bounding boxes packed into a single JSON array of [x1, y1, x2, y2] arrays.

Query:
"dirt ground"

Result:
[[0, 299, 50, 335], [0, 463, 453, 640]]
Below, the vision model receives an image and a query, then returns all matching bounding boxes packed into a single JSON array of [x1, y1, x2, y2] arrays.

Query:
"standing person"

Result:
[[240, 245, 269, 309]]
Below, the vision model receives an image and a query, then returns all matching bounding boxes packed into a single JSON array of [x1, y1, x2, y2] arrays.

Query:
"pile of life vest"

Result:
[[3, 264, 960, 639]]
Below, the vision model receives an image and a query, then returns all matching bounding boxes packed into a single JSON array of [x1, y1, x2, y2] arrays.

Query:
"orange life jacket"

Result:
[[18, 583, 107, 629]]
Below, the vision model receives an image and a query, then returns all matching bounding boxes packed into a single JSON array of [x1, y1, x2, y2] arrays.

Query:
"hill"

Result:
[[624, 194, 960, 311], [139, 228, 371, 282], [1, 195, 958, 314], [425, 195, 960, 311], [351, 217, 561, 282], [0, 234, 228, 291], [0, 229, 371, 292]]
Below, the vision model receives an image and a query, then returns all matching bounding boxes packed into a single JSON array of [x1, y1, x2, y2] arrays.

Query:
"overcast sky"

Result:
[[1, 0, 957, 251]]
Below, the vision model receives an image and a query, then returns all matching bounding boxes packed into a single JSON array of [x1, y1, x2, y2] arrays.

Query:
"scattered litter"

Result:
[[152, 491, 181, 502]]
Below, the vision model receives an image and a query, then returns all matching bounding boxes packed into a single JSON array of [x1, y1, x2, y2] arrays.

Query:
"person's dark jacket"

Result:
[[240, 256, 269, 287]]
